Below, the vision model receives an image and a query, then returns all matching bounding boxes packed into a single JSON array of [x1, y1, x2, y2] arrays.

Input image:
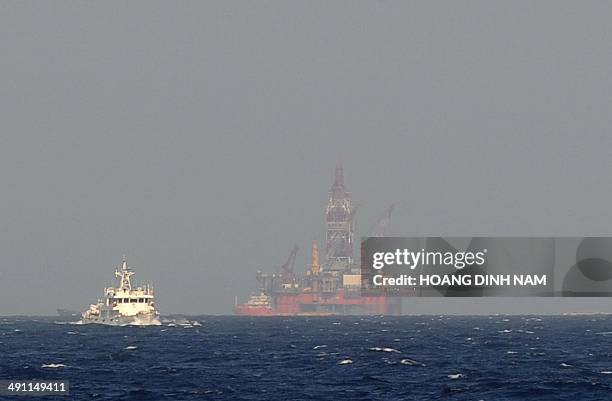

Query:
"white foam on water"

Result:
[[338, 359, 353, 365], [448, 373, 464, 380], [368, 347, 401, 353], [41, 363, 65, 368], [400, 358, 422, 366]]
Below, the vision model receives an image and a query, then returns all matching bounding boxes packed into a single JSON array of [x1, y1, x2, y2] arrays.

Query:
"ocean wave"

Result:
[[368, 347, 400, 353], [41, 363, 66, 368], [400, 358, 424, 366]]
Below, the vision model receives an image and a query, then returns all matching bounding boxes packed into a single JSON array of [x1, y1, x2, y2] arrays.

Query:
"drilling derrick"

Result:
[[325, 164, 354, 272]]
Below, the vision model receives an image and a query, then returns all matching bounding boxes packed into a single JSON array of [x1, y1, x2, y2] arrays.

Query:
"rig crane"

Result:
[[366, 204, 395, 237]]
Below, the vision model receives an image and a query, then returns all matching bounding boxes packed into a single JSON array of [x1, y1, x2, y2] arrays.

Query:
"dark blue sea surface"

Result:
[[1, 315, 612, 400]]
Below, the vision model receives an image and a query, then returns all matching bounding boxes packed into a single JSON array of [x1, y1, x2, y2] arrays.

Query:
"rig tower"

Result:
[[325, 164, 354, 272]]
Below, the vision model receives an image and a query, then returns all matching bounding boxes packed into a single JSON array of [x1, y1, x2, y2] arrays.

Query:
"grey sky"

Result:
[[1, 1, 612, 314]]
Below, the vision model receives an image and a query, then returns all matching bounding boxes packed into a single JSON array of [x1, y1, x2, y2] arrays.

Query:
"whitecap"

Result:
[[66, 331, 78, 335], [313, 345, 327, 350], [600, 371, 612, 374], [400, 358, 423, 366], [125, 346, 138, 350], [338, 359, 353, 365], [447, 373, 464, 380], [368, 347, 401, 353], [506, 351, 518, 354], [41, 363, 65, 368], [560, 363, 573, 368]]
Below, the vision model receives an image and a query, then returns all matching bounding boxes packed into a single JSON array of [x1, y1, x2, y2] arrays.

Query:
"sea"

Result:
[[1, 315, 612, 400]]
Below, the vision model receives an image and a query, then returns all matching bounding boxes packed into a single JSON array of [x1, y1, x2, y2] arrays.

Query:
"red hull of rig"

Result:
[[235, 165, 400, 316], [234, 290, 394, 316]]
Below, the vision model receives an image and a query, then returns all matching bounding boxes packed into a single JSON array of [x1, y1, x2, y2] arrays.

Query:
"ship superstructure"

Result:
[[235, 165, 401, 316], [81, 257, 161, 325]]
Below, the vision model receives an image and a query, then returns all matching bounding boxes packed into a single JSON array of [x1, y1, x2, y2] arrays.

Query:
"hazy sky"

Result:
[[2, 1, 612, 315]]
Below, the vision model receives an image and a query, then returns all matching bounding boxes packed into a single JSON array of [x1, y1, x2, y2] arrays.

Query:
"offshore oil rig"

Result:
[[234, 165, 400, 316]]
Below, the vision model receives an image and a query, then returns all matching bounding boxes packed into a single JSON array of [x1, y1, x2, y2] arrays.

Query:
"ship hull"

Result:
[[235, 290, 399, 316], [233, 306, 276, 316], [81, 311, 161, 326]]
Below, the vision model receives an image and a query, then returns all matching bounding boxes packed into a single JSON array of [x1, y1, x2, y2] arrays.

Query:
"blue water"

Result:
[[1, 315, 612, 400]]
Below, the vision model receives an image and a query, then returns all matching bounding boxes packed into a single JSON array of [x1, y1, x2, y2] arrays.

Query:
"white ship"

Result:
[[81, 257, 161, 326]]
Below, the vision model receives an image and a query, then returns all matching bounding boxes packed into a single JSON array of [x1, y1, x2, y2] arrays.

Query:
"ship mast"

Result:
[[115, 256, 135, 290]]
